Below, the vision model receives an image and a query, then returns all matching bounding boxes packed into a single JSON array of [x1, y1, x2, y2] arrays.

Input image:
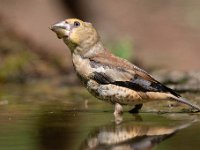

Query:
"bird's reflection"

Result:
[[79, 115, 193, 150]]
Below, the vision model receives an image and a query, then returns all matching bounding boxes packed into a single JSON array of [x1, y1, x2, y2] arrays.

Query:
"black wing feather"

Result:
[[92, 71, 180, 97], [90, 60, 180, 97]]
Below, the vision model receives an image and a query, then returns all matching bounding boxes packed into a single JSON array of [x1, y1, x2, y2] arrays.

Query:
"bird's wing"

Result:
[[89, 54, 180, 97]]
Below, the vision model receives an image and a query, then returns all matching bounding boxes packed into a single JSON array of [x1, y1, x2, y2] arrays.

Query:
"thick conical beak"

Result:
[[50, 21, 71, 39]]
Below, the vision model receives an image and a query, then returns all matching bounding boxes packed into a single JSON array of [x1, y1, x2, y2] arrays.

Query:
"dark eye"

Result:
[[74, 21, 80, 27]]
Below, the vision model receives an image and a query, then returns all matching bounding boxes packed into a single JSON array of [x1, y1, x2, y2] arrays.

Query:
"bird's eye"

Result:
[[74, 21, 80, 27]]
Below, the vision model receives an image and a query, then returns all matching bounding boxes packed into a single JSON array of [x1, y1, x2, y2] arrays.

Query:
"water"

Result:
[[0, 82, 200, 150]]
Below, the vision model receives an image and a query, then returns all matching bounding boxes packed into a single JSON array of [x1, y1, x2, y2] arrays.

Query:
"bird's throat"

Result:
[[75, 41, 105, 58]]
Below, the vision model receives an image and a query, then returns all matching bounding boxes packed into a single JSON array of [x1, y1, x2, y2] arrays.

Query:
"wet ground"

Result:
[[0, 81, 200, 150]]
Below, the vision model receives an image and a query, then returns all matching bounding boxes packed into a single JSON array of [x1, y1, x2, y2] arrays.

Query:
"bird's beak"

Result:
[[50, 21, 71, 39]]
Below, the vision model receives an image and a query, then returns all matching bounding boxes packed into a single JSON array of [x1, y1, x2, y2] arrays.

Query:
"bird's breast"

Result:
[[86, 80, 146, 105], [72, 54, 93, 82]]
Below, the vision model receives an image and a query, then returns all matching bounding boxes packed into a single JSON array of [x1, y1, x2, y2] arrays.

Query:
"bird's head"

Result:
[[50, 18, 100, 53]]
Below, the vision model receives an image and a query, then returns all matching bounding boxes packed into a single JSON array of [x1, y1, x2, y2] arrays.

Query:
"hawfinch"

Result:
[[50, 18, 200, 116]]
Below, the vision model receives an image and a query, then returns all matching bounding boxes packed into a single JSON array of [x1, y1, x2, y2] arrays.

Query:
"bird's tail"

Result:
[[170, 96, 200, 112]]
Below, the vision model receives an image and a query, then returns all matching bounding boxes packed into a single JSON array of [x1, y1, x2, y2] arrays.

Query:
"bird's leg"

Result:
[[129, 104, 143, 113], [114, 103, 123, 115], [114, 103, 123, 124]]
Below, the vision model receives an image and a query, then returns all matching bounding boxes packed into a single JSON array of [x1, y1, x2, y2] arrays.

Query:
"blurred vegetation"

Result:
[[0, 23, 70, 84], [106, 39, 134, 61], [0, 42, 56, 83], [0, 39, 35, 83]]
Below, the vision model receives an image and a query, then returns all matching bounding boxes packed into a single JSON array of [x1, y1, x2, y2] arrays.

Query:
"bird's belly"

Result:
[[86, 80, 145, 105]]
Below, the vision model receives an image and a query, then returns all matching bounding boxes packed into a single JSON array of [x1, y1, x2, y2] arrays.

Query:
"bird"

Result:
[[50, 18, 200, 116]]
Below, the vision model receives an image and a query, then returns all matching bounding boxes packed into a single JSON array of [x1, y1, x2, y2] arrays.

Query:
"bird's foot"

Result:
[[129, 104, 143, 114]]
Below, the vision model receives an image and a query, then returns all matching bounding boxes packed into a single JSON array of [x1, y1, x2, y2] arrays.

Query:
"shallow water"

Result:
[[0, 82, 200, 150]]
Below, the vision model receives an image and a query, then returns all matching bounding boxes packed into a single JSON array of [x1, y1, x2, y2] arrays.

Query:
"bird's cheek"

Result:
[[69, 33, 80, 45]]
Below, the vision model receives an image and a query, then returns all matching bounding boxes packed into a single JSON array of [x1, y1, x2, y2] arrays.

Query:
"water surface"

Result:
[[0, 82, 199, 150]]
